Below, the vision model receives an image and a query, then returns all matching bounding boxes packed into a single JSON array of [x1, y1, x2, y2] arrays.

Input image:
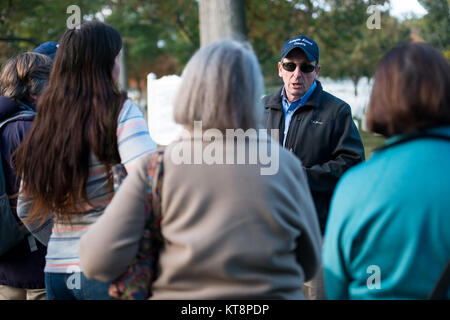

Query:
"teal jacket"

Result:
[[323, 126, 450, 299]]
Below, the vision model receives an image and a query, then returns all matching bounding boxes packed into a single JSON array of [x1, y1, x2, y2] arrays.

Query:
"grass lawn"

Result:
[[360, 130, 386, 160]]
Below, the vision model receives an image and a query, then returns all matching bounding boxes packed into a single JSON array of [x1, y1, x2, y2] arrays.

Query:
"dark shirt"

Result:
[[0, 96, 46, 289], [263, 81, 365, 233]]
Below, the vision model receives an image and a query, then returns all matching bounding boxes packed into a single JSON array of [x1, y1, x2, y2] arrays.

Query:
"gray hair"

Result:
[[173, 40, 264, 131], [0, 52, 52, 104]]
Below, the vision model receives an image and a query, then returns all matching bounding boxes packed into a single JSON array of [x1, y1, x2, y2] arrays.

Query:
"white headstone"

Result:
[[147, 74, 183, 146]]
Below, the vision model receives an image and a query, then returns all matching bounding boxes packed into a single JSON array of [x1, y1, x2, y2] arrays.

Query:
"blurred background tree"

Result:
[[0, 0, 446, 96], [0, 0, 103, 62], [416, 0, 450, 58], [316, 0, 410, 96], [82, 0, 199, 93], [245, 0, 320, 84]]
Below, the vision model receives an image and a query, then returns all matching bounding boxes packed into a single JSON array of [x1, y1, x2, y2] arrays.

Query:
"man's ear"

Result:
[[278, 61, 283, 78], [315, 64, 321, 79]]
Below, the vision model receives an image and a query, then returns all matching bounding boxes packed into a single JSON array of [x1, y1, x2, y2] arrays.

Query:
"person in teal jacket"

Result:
[[323, 42, 450, 300]]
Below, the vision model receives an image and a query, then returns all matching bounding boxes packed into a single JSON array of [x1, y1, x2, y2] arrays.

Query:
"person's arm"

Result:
[[16, 184, 53, 246], [304, 104, 365, 194], [79, 154, 150, 282], [117, 100, 157, 172]]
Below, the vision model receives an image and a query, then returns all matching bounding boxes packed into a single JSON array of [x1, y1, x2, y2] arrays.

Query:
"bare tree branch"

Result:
[[0, 37, 38, 45]]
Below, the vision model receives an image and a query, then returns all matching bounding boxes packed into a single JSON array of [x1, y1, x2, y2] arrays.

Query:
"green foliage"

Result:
[[0, 0, 199, 81], [0, 0, 446, 88], [0, 0, 104, 62], [417, 0, 450, 53], [103, 0, 199, 79], [317, 0, 410, 95], [247, 0, 411, 95], [246, 0, 319, 82]]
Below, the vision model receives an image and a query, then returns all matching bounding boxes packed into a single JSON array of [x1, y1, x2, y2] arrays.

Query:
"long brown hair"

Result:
[[15, 21, 126, 224], [366, 42, 450, 137]]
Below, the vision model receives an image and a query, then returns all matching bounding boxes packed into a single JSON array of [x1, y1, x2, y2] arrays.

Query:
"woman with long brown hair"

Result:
[[15, 21, 156, 300]]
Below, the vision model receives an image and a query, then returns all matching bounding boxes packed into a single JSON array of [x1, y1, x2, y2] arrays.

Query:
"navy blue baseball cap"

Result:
[[281, 35, 319, 63], [33, 41, 58, 60]]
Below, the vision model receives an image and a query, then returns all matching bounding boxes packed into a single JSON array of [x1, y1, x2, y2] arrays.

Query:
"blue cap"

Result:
[[33, 41, 58, 60], [281, 35, 319, 62]]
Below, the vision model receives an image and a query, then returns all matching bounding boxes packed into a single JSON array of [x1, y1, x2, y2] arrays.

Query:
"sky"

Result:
[[390, 0, 428, 20]]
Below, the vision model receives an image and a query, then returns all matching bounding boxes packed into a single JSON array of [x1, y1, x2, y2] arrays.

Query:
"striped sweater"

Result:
[[18, 99, 157, 273]]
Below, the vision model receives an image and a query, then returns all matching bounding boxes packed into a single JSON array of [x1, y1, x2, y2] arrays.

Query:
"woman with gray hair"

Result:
[[0, 52, 52, 300], [80, 40, 322, 299]]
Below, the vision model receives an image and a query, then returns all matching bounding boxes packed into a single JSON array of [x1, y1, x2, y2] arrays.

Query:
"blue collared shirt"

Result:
[[281, 80, 317, 146]]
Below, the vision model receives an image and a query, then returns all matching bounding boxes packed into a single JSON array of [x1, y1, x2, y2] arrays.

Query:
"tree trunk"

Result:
[[351, 76, 359, 97], [198, 0, 247, 47], [119, 43, 128, 91], [136, 76, 142, 97]]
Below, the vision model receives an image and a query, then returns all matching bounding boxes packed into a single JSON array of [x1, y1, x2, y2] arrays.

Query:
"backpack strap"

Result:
[[429, 260, 450, 300], [0, 110, 36, 131], [0, 110, 35, 256], [0, 109, 36, 195], [0, 109, 36, 193]]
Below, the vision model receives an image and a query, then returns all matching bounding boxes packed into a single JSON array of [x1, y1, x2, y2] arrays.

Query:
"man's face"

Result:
[[278, 49, 320, 102]]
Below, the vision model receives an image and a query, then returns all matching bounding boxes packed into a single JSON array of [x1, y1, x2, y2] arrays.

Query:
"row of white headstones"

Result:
[[146, 73, 373, 146]]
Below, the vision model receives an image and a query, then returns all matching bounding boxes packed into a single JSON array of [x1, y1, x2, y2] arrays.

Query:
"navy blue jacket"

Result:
[[0, 96, 46, 289]]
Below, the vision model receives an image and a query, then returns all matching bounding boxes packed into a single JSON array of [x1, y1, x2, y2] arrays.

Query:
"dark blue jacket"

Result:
[[0, 96, 46, 289], [263, 81, 365, 233]]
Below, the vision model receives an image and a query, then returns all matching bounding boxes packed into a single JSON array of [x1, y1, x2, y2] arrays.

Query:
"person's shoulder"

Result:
[[334, 153, 386, 197], [0, 98, 34, 123], [321, 90, 350, 109], [0, 111, 35, 139], [136, 147, 166, 168], [262, 88, 282, 108], [120, 99, 141, 112], [315, 83, 351, 114], [118, 99, 145, 122], [127, 147, 164, 180]]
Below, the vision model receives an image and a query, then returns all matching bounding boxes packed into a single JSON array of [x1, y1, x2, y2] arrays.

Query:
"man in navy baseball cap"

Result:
[[262, 34, 365, 300], [277, 35, 321, 103]]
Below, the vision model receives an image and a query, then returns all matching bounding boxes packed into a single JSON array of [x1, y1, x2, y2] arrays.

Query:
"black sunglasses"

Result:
[[281, 62, 316, 73]]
